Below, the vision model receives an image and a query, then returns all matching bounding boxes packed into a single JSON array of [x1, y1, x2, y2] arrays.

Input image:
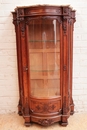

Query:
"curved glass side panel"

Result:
[[28, 18, 60, 98]]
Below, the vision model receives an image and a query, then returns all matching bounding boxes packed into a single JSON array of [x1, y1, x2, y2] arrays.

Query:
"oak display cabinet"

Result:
[[12, 5, 76, 127]]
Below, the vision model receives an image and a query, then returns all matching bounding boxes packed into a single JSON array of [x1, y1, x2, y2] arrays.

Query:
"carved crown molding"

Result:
[[12, 5, 76, 23]]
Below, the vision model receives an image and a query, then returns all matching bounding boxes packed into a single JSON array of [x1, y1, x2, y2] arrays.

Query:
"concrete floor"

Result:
[[0, 113, 87, 130]]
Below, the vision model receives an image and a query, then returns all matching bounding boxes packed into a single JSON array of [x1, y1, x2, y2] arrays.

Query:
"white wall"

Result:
[[0, 0, 87, 114]]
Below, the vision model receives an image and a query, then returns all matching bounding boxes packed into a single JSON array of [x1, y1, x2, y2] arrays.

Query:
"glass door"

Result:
[[28, 18, 60, 98]]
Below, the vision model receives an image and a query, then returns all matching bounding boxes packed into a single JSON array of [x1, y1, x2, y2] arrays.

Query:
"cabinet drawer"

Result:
[[30, 99, 61, 114]]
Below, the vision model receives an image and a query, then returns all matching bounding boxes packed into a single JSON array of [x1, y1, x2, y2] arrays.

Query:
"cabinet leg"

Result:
[[25, 122, 31, 127], [60, 116, 68, 126], [24, 116, 31, 127]]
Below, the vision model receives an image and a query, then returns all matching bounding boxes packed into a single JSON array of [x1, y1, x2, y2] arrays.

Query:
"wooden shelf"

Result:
[[29, 48, 60, 53], [30, 76, 60, 79], [30, 69, 60, 72], [29, 40, 60, 42]]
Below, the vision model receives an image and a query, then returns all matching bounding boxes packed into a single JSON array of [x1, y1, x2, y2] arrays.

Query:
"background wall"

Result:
[[0, 0, 87, 114]]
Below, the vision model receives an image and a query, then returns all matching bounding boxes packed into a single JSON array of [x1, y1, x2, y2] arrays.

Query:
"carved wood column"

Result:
[[61, 7, 70, 125], [12, 12, 23, 116], [16, 8, 30, 126], [20, 20, 30, 126], [70, 11, 76, 115]]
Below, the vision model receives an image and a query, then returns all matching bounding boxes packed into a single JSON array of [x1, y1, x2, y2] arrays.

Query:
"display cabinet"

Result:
[[12, 5, 76, 126]]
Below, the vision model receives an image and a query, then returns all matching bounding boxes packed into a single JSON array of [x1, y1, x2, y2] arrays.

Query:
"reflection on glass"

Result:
[[28, 18, 60, 98]]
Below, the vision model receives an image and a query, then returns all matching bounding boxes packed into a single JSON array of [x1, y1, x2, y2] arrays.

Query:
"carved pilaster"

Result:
[[20, 23, 26, 37], [63, 24, 67, 34], [62, 16, 68, 35], [62, 14, 70, 116]]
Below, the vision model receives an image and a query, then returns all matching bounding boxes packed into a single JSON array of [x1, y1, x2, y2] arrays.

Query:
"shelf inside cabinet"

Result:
[[30, 69, 60, 72], [29, 48, 60, 53], [29, 40, 60, 42]]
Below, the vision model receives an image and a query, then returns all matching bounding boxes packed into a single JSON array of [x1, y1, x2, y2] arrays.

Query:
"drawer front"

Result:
[[30, 99, 61, 114]]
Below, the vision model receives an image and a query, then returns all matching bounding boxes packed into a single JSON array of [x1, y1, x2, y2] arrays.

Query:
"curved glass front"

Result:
[[28, 18, 60, 98]]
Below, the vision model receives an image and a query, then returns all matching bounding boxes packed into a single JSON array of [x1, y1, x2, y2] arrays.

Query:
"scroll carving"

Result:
[[21, 25, 25, 32], [64, 8, 67, 13], [15, 9, 25, 24], [38, 119, 53, 126], [17, 9, 24, 16], [63, 24, 67, 34], [63, 7, 69, 15], [20, 23, 26, 37], [36, 103, 56, 112]]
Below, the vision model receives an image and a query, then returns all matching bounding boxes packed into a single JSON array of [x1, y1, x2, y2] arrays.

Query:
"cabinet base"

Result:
[[30, 115, 61, 126], [22, 114, 70, 127]]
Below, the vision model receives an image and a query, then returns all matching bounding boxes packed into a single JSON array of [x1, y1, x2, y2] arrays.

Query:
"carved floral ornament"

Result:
[[63, 24, 67, 34], [17, 8, 24, 16], [38, 119, 53, 126], [12, 6, 76, 23], [30, 100, 61, 113], [63, 8, 67, 13]]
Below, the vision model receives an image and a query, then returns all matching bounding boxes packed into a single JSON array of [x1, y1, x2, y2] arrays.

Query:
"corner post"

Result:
[[61, 7, 70, 126], [18, 8, 31, 126]]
